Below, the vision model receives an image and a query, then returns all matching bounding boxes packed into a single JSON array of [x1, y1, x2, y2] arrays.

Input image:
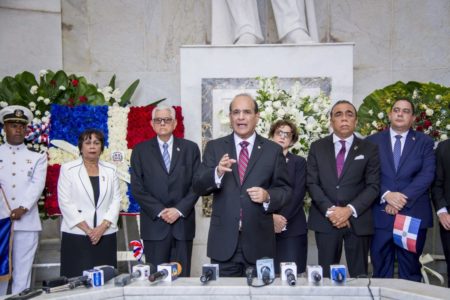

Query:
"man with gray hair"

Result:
[[131, 105, 200, 276]]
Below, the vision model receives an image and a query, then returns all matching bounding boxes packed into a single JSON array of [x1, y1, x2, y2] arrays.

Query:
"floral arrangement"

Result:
[[357, 81, 450, 141], [0, 70, 139, 150], [255, 77, 331, 157]]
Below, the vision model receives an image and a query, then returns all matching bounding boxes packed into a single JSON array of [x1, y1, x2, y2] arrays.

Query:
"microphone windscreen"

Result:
[[96, 265, 118, 282], [171, 262, 183, 276]]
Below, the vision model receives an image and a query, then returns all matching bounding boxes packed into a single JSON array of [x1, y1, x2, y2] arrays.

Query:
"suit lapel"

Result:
[[78, 163, 95, 207], [242, 134, 264, 184], [380, 130, 396, 174], [339, 136, 359, 180], [324, 135, 339, 180], [96, 163, 109, 208], [151, 138, 168, 173], [169, 138, 180, 174], [397, 129, 416, 172], [227, 134, 240, 186]]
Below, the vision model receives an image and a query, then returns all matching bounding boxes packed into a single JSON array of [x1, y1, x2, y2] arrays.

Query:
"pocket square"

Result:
[[354, 155, 365, 160]]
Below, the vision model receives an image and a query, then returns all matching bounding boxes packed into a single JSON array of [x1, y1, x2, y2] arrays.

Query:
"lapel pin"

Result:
[[177, 147, 180, 151], [412, 137, 416, 141], [258, 146, 261, 149], [354, 146, 358, 151]]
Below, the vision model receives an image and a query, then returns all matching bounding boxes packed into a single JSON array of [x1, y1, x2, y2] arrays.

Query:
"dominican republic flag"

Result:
[[393, 214, 421, 253]]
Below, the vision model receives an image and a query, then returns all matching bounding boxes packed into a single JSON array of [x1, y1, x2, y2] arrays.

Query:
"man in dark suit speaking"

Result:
[[131, 105, 200, 276], [193, 94, 291, 277], [307, 100, 380, 278]]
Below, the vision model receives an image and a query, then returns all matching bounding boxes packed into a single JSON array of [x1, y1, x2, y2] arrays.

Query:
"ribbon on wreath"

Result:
[[129, 240, 144, 261]]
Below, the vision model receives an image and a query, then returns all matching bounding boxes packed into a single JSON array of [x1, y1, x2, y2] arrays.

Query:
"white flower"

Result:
[[426, 109, 434, 116], [276, 108, 285, 117], [59, 85, 66, 91], [35, 110, 41, 116], [43, 98, 50, 105], [371, 130, 378, 135], [441, 134, 448, 141], [368, 110, 373, 116], [37, 96, 44, 102], [272, 101, 281, 109], [30, 85, 38, 95], [103, 86, 113, 93], [0, 101, 7, 108], [372, 121, 378, 128], [412, 89, 419, 99], [435, 95, 442, 101], [446, 125, 450, 130], [377, 112, 384, 119], [39, 69, 48, 77], [265, 106, 274, 114], [112, 88, 121, 99], [436, 120, 441, 126], [29, 102, 36, 111], [264, 101, 273, 107], [44, 111, 50, 116]]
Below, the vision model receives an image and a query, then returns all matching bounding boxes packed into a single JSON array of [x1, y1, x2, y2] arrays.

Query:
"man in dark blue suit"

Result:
[[131, 105, 200, 276], [367, 98, 435, 281]]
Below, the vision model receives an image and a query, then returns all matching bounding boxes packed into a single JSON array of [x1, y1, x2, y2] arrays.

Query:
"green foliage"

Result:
[[357, 81, 450, 141]]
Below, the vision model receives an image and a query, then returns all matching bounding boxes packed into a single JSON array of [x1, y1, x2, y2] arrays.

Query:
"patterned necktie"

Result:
[[336, 140, 346, 177], [393, 135, 402, 171], [162, 143, 170, 172], [238, 141, 249, 184]]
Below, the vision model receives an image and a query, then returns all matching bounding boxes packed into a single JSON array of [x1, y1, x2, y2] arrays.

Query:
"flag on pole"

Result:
[[393, 214, 421, 253], [0, 187, 12, 282]]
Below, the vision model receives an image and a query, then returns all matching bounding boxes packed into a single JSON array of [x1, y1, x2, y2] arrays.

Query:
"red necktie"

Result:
[[238, 141, 249, 184], [336, 140, 346, 177]]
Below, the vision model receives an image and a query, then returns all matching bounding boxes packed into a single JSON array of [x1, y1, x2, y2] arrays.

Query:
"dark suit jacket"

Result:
[[193, 133, 291, 263], [367, 129, 435, 229], [307, 134, 380, 236], [277, 152, 307, 237], [130, 137, 200, 241], [432, 139, 450, 212]]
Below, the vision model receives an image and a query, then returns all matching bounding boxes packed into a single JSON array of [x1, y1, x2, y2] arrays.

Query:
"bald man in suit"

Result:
[[193, 94, 291, 277]]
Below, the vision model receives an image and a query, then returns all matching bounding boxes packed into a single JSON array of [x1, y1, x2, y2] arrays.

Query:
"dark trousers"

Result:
[[371, 228, 427, 282], [211, 233, 253, 277], [143, 236, 193, 277], [439, 224, 450, 287], [60, 232, 117, 278], [315, 228, 370, 278], [275, 234, 308, 274]]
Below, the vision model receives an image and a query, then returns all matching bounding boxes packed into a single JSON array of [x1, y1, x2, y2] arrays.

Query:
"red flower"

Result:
[[126, 106, 154, 149], [416, 126, 424, 132], [44, 164, 61, 216], [79, 96, 87, 103], [71, 79, 79, 87], [423, 120, 432, 129]]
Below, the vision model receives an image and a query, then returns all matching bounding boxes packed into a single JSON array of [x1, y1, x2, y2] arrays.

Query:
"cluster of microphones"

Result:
[[5, 260, 348, 299]]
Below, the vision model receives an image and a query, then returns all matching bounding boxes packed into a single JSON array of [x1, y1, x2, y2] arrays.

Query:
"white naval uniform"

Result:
[[0, 142, 47, 295]]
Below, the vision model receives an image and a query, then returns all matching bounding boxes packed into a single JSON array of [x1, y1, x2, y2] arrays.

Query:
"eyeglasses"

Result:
[[275, 129, 293, 138], [153, 117, 173, 124]]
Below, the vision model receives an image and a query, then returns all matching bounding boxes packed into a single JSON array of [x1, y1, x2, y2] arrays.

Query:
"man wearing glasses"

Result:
[[367, 98, 435, 281], [193, 93, 291, 277], [130, 105, 200, 276]]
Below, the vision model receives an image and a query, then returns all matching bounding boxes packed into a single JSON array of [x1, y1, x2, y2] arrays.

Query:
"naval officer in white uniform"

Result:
[[0, 105, 47, 295]]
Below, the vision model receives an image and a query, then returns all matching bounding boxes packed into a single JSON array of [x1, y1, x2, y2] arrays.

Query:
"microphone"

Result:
[[245, 266, 256, 286], [116, 263, 153, 286], [43, 276, 92, 293], [280, 262, 297, 286], [149, 262, 182, 283], [256, 258, 274, 285], [307, 265, 323, 285], [330, 264, 346, 285], [200, 264, 219, 283], [83, 265, 118, 287]]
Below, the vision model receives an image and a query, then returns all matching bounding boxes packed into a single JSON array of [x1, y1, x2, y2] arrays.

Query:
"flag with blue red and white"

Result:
[[393, 214, 421, 253]]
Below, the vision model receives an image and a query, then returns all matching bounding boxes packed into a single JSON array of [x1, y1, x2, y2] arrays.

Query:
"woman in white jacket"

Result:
[[58, 129, 121, 277]]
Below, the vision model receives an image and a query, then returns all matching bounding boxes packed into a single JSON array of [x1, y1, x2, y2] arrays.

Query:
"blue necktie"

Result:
[[162, 143, 170, 172], [393, 135, 402, 171]]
